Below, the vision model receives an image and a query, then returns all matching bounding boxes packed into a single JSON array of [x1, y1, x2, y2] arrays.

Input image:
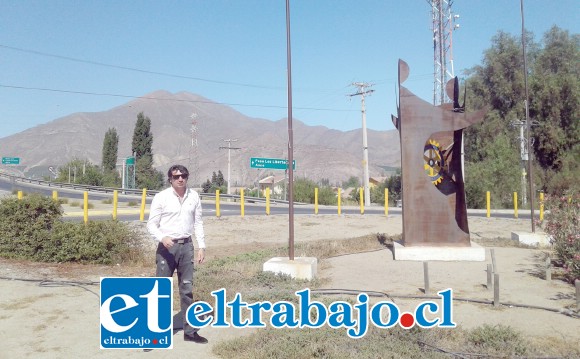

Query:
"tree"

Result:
[[131, 113, 163, 190], [131, 112, 153, 159], [201, 179, 212, 193], [216, 170, 225, 187], [101, 128, 119, 172], [529, 27, 579, 194], [342, 176, 360, 189], [100, 128, 121, 187], [202, 171, 227, 194], [56, 158, 103, 185], [462, 26, 579, 205], [385, 171, 402, 204], [135, 156, 163, 190]]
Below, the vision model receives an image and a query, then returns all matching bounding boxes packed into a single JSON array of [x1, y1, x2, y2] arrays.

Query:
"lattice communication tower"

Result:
[[429, 0, 460, 105], [189, 112, 199, 187]]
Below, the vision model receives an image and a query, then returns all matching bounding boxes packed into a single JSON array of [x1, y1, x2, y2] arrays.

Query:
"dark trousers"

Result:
[[155, 240, 197, 336]]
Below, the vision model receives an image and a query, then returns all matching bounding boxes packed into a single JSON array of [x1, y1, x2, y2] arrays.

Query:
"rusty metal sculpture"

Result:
[[391, 59, 486, 248]]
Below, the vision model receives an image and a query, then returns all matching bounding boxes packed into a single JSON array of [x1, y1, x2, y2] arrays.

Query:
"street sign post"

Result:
[[2, 157, 20, 165], [250, 157, 296, 170]]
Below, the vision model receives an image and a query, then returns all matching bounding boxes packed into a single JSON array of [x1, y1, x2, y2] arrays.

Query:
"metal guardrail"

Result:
[[0, 171, 292, 205]]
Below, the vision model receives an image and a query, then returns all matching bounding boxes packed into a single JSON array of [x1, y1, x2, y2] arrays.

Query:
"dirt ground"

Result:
[[1, 214, 579, 358]]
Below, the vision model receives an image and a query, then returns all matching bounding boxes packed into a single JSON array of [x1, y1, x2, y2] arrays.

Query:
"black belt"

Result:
[[172, 236, 191, 244]]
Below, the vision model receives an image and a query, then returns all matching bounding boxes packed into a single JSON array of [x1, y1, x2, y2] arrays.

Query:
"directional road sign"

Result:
[[2, 157, 20, 165], [250, 157, 296, 170]]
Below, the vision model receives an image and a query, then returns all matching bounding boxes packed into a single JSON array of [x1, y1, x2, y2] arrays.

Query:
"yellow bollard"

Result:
[[385, 188, 389, 216], [486, 191, 491, 218], [113, 190, 118, 220], [140, 188, 147, 222], [539, 192, 544, 221], [314, 187, 318, 215], [52, 190, 58, 201], [514, 192, 518, 218], [216, 190, 221, 218], [359, 187, 364, 214], [240, 189, 245, 218], [83, 191, 89, 224], [337, 188, 341, 215], [266, 187, 270, 215], [17, 191, 23, 199]]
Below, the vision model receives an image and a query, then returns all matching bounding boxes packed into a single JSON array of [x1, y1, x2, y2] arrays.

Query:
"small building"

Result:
[[258, 175, 287, 198], [369, 176, 388, 187]]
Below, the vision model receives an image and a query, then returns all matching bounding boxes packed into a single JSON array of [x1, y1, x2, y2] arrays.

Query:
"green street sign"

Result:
[[125, 157, 135, 165], [250, 157, 296, 170], [2, 157, 20, 165]]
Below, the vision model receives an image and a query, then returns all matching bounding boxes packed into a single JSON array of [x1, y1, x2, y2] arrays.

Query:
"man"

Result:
[[146, 164, 208, 344]]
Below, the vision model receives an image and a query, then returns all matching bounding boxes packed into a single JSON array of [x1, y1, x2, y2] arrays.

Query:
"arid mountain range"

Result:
[[0, 91, 400, 186]]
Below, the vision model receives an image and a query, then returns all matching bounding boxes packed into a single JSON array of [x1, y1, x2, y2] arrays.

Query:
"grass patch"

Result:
[[127, 201, 138, 207], [201, 234, 577, 358], [195, 233, 392, 304], [101, 198, 113, 204], [213, 321, 578, 359]]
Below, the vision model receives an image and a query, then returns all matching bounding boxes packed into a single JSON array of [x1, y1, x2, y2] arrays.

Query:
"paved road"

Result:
[[0, 175, 536, 221]]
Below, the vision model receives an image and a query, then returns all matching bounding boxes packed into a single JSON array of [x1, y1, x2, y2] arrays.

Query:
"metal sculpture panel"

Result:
[[392, 60, 487, 247]]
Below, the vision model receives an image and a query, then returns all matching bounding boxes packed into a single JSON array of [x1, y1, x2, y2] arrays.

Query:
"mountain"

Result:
[[0, 91, 400, 186]]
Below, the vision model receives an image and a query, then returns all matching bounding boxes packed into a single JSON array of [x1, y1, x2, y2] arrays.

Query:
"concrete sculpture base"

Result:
[[393, 241, 486, 261], [511, 231, 550, 247], [263, 257, 318, 280]]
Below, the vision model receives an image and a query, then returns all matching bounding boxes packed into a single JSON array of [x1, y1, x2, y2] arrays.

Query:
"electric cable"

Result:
[[310, 288, 580, 319], [0, 276, 100, 300], [0, 84, 353, 113]]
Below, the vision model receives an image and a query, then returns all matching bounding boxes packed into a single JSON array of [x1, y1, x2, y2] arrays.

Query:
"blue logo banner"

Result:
[[100, 277, 173, 349]]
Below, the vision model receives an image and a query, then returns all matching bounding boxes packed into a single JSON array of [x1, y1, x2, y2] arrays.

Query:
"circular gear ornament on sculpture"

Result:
[[424, 139, 444, 185]]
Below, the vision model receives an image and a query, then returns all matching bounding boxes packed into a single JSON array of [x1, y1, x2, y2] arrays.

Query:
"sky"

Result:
[[0, 0, 578, 139]]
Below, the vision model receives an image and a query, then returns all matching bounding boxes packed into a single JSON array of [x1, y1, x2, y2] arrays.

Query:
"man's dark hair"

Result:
[[167, 164, 189, 182]]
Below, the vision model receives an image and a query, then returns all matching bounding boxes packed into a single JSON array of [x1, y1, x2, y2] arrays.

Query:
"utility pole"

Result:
[[521, 0, 536, 232], [219, 139, 241, 194], [349, 82, 374, 207], [510, 120, 530, 205]]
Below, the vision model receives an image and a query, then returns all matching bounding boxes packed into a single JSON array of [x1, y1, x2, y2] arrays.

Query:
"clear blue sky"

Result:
[[0, 0, 578, 138]]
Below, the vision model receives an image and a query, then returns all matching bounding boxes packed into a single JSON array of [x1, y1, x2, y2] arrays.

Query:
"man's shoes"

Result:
[[184, 332, 208, 344]]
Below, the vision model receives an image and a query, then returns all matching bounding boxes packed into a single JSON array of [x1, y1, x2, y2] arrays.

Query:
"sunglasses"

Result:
[[171, 174, 189, 180]]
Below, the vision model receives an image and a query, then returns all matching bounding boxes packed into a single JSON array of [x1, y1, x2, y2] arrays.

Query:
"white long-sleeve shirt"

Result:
[[146, 187, 206, 249]]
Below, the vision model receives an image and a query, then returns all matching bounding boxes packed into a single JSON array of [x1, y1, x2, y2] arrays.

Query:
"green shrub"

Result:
[[0, 194, 145, 264], [541, 193, 579, 283], [292, 178, 336, 205], [0, 194, 62, 258], [38, 221, 144, 264], [81, 202, 94, 209]]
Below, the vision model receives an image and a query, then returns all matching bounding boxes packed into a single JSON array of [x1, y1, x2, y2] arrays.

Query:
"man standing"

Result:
[[147, 164, 208, 344]]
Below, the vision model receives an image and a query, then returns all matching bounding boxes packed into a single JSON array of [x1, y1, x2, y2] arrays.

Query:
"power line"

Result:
[[0, 84, 355, 113], [0, 44, 282, 90]]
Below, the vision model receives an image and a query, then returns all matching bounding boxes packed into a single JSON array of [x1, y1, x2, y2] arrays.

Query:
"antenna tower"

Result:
[[189, 112, 199, 187], [429, 0, 460, 105]]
